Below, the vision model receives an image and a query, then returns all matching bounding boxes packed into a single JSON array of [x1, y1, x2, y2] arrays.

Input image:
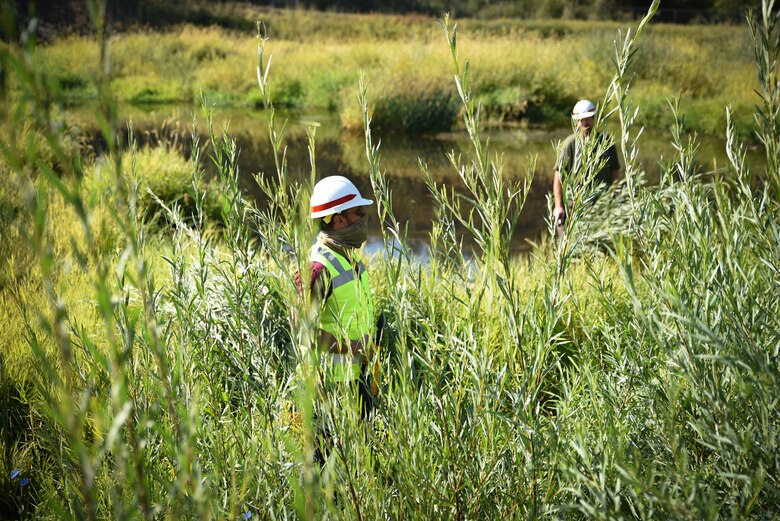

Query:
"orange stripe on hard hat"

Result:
[[311, 193, 356, 212]]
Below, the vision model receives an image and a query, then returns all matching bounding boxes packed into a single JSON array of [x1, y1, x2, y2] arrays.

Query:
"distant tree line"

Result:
[[1, 0, 763, 38], [266, 0, 758, 23]]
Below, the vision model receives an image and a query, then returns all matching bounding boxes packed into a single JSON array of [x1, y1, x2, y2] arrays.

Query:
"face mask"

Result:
[[320, 215, 368, 250]]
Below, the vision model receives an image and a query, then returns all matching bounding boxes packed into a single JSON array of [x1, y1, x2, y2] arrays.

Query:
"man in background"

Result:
[[552, 99, 621, 233]]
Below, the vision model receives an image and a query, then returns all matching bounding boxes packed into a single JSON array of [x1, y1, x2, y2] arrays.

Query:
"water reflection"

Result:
[[74, 104, 766, 257], [227, 109, 764, 257], [235, 126, 553, 256]]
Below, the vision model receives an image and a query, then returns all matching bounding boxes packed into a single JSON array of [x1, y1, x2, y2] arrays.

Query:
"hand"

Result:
[[351, 334, 373, 360], [553, 206, 566, 228]]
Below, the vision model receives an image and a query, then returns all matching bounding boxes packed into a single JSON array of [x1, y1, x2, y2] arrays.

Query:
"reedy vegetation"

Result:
[[1, 1, 779, 519], [9, 10, 759, 136]]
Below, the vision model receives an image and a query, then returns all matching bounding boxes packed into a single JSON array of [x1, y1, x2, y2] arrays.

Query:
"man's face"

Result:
[[333, 205, 367, 230], [578, 116, 594, 137]]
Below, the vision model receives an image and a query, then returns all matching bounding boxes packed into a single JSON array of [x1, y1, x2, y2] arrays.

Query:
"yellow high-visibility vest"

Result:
[[310, 241, 374, 382]]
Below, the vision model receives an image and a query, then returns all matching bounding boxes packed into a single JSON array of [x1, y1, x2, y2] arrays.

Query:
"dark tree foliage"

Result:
[[616, 0, 759, 22], [0, 0, 763, 39], [3, 0, 195, 37], [241, 0, 760, 21]]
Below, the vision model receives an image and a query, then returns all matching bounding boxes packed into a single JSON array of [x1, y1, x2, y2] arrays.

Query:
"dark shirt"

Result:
[[557, 132, 620, 187]]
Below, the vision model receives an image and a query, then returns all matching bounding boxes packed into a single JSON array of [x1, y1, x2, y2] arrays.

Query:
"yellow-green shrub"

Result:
[[85, 144, 216, 226]]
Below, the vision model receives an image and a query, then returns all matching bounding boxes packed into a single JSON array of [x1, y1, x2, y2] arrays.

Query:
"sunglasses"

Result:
[[343, 206, 367, 218]]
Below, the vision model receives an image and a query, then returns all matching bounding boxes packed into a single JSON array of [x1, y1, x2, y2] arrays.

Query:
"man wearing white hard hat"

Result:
[[552, 99, 621, 232], [299, 175, 379, 422]]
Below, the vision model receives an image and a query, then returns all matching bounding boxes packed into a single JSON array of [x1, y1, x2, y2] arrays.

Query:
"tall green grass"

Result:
[[1, 0, 779, 518]]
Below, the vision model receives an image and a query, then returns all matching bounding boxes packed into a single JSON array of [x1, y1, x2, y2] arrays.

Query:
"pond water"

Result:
[[86, 104, 766, 258]]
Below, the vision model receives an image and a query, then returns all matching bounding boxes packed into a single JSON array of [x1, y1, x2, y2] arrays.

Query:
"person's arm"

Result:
[[553, 170, 566, 226], [553, 137, 572, 227], [607, 144, 622, 183], [311, 264, 373, 362], [317, 331, 372, 360]]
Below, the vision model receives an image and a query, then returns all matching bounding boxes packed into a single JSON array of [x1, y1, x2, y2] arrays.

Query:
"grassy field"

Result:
[[1, 1, 779, 518], [9, 5, 759, 137]]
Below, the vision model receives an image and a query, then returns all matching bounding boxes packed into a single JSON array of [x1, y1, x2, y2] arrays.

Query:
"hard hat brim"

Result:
[[572, 110, 596, 120], [311, 196, 373, 219]]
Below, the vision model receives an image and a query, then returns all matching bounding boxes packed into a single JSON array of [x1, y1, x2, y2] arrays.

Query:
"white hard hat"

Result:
[[310, 175, 373, 219], [571, 99, 596, 120]]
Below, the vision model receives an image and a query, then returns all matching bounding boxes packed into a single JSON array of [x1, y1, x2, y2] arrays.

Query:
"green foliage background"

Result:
[[1, 5, 760, 137], [1, 0, 779, 519]]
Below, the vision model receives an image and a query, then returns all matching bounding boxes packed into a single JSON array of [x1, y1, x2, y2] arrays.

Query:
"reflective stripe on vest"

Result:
[[317, 248, 367, 289], [324, 353, 363, 382]]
